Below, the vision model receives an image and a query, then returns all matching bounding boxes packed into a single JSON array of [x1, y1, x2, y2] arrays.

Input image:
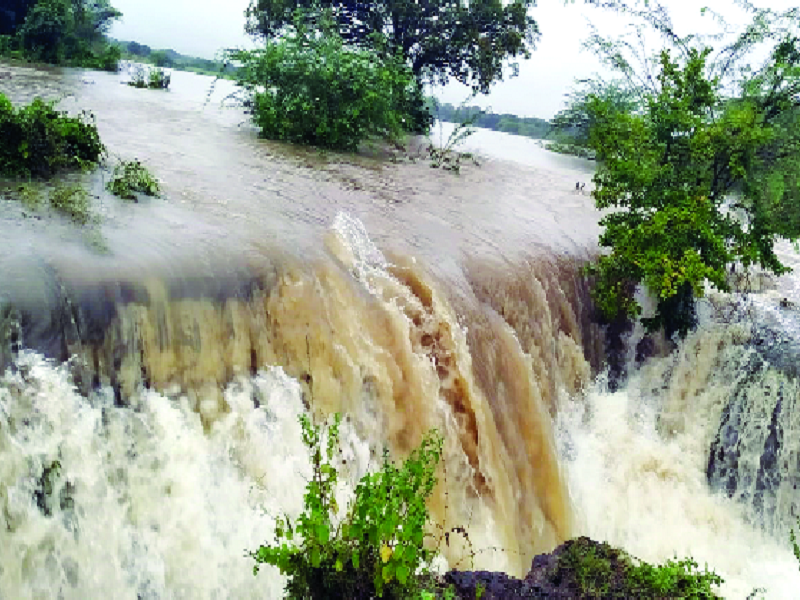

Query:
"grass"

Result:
[[552, 537, 723, 599], [47, 184, 93, 224]]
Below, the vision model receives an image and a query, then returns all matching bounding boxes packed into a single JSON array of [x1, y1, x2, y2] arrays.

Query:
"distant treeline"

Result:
[[431, 102, 554, 140], [112, 39, 236, 77]]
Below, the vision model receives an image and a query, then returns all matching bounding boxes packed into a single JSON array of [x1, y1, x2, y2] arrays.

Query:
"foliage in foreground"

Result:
[[106, 160, 160, 200], [791, 517, 800, 572], [0, 92, 104, 178], [230, 25, 417, 151], [250, 413, 444, 598]]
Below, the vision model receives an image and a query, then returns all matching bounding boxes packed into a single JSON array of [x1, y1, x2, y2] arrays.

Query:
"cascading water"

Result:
[[559, 311, 800, 599], [2, 61, 800, 599]]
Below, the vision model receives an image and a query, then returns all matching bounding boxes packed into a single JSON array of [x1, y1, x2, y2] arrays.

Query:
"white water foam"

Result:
[[0, 352, 371, 599], [559, 366, 800, 599]]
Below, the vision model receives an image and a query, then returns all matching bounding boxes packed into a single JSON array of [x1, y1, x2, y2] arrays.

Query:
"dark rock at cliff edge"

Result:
[[443, 536, 714, 599]]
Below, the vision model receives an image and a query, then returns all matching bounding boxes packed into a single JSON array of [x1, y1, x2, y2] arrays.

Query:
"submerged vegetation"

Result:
[[47, 183, 91, 223], [0, 92, 104, 178], [106, 160, 160, 200], [6, 181, 93, 224], [125, 64, 171, 89]]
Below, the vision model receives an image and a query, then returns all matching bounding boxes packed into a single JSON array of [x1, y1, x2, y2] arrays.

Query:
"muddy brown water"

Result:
[[0, 61, 607, 594]]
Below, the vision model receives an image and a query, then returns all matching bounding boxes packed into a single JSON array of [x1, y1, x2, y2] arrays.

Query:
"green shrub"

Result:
[[93, 43, 121, 71], [792, 517, 800, 572], [553, 537, 723, 599], [0, 35, 14, 54], [250, 413, 445, 598], [126, 66, 170, 89], [230, 28, 416, 151], [545, 141, 597, 160], [106, 160, 160, 200], [0, 93, 104, 178]]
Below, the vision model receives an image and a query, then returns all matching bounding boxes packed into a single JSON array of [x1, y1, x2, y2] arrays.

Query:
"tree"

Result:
[[229, 24, 417, 150], [150, 49, 172, 67], [5, 0, 121, 65], [245, 0, 539, 131], [586, 43, 800, 339], [572, 2, 800, 338], [551, 79, 638, 149]]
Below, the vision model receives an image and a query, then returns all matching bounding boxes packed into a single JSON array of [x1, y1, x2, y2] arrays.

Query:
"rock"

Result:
[[444, 537, 657, 599]]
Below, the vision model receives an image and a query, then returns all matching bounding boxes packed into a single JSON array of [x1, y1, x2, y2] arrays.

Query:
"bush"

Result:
[[230, 28, 416, 151], [126, 65, 170, 89], [250, 413, 445, 598], [93, 43, 121, 71], [554, 537, 723, 598], [106, 160, 160, 200], [0, 93, 104, 178]]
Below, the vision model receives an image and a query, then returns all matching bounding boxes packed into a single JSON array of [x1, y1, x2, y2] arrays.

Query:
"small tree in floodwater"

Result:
[[229, 15, 418, 152], [578, 3, 800, 339]]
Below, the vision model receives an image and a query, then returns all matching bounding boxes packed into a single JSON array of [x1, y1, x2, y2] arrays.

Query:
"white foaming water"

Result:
[[0, 352, 372, 599], [560, 354, 800, 599]]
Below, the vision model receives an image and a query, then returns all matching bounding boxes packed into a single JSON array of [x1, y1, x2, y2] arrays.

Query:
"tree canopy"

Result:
[[244, 0, 539, 94], [576, 2, 800, 338], [1, 0, 121, 66]]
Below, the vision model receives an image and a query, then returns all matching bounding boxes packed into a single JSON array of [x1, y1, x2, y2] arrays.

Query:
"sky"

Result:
[[109, 0, 793, 119]]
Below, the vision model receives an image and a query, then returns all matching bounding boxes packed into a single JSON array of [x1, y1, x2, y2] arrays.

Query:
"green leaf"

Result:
[[396, 563, 410, 584]]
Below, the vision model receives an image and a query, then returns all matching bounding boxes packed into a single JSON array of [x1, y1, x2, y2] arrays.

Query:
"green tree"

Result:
[[551, 79, 638, 149], [150, 49, 172, 67], [586, 44, 799, 339], [229, 25, 416, 150], [6, 0, 121, 67], [18, 0, 72, 62], [245, 0, 539, 132], [573, 2, 800, 338]]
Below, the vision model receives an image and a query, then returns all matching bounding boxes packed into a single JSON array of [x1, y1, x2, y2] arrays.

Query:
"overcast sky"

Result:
[[109, 0, 792, 119]]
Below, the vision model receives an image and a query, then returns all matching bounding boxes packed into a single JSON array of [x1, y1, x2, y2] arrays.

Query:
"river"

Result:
[[1, 62, 799, 599]]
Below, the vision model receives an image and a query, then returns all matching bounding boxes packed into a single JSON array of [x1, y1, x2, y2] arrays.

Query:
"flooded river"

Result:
[[1, 62, 799, 599]]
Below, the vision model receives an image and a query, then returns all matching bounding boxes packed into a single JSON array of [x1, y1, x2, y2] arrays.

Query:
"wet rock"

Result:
[[749, 323, 800, 378], [706, 343, 800, 535], [443, 537, 672, 599], [634, 335, 656, 366]]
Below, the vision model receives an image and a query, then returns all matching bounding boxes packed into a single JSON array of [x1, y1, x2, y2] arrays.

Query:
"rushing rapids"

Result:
[[1, 62, 800, 598]]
